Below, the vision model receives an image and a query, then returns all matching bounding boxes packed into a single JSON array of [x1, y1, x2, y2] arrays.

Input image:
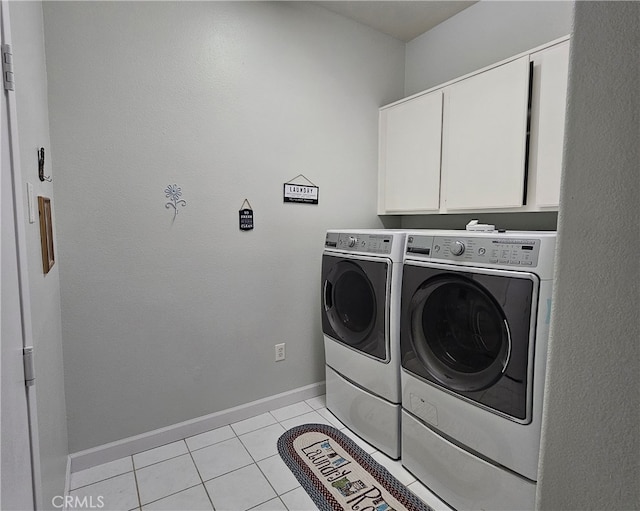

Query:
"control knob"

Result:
[[450, 240, 465, 256], [348, 236, 358, 248]]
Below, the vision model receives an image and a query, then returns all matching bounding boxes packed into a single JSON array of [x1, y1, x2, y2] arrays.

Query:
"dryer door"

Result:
[[401, 263, 537, 420], [321, 254, 390, 361]]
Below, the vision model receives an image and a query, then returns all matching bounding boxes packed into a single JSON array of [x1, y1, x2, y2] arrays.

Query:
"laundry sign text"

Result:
[[283, 183, 319, 204]]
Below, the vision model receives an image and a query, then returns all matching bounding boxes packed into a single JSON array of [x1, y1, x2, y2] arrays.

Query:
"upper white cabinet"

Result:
[[378, 37, 570, 215], [528, 40, 570, 207], [378, 90, 443, 214], [442, 57, 530, 210]]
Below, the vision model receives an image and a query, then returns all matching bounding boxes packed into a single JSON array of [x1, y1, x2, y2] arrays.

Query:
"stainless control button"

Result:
[[450, 240, 465, 256]]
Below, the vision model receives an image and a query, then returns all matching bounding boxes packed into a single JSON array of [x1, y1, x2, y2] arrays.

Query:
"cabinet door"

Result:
[[378, 90, 442, 213], [442, 57, 530, 210], [529, 41, 569, 207]]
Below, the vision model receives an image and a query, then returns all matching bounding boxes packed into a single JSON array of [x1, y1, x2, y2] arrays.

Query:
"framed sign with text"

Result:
[[283, 175, 319, 205]]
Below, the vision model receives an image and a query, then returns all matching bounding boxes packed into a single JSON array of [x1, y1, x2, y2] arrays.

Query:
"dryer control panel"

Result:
[[325, 232, 393, 254], [406, 235, 541, 267]]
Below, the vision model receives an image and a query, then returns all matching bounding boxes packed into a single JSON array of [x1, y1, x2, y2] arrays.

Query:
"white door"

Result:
[[1, 1, 36, 508], [442, 56, 530, 210], [529, 40, 570, 207], [378, 90, 443, 213]]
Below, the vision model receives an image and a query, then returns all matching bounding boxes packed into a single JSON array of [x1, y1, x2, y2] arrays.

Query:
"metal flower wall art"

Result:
[[165, 184, 187, 222]]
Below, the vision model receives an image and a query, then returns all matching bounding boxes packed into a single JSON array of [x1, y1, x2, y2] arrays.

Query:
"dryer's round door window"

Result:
[[326, 261, 376, 345], [409, 276, 510, 392]]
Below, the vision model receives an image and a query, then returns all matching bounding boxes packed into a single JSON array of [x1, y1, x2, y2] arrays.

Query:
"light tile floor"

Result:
[[68, 395, 452, 511]]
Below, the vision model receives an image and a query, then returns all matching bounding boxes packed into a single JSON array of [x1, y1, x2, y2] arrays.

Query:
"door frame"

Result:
[[1, 0, 43, 507]]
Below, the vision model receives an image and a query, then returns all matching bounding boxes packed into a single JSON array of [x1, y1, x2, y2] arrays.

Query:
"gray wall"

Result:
[[9, 1, 68, 508], [537, 2, 640, 510], [404, 1, 574, 96], [43, 1, 405, 452]]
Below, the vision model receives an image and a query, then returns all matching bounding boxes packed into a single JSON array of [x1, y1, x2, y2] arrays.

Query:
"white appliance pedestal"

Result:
[[326, 365, 400, 459]]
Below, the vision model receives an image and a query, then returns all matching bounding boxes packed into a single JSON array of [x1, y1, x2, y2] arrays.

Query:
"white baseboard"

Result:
[[68, 381, 325, 473], [63, 456, 71, 510]]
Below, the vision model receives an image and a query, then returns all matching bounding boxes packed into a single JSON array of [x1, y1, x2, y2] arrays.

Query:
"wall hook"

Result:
[[38, 148, 52, 182]]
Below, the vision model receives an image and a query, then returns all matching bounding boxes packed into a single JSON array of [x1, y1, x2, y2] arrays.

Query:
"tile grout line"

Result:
[[136, 482, 203, 509], [184, 423, 246, 510], [187, 426, 256, 487], [130, 455, 143, 511], [185, 445, 217, 511], [134, 438, 221, 508], [132, 452, 187, 472], [206, 408, 305, 509], [68, 468, 135, 492]]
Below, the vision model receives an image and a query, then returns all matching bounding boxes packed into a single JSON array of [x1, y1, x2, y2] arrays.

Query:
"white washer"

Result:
[[399, 230, 556, 510], [321, 229, 405, 459]]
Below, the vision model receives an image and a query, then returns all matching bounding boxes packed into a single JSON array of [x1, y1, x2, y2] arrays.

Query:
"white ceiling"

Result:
[[314, 1, 477, 42]]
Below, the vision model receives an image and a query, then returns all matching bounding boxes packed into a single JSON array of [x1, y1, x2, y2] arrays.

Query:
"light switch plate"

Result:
[[27, 182, 35, 223]]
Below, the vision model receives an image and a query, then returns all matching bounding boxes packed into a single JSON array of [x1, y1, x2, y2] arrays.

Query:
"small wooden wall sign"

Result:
[[38, 196, 55, 274]]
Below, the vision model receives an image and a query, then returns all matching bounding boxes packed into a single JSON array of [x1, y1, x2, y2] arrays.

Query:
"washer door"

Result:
[[401, 263, 537, 421], [322, 254, 389, 361], [409, 275, 510, 392]]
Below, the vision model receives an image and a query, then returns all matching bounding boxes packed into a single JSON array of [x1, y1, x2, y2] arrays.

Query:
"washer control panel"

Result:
[[325, 232, 393, 254], [406, 235, 541, 267]]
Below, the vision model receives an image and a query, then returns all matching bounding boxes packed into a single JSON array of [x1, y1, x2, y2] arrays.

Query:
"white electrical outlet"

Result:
[[275, 343, 286, 362]]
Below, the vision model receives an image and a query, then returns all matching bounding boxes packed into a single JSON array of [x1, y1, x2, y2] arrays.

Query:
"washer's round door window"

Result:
[[409, 275, 510, 391], [325, 261, 376, 347]]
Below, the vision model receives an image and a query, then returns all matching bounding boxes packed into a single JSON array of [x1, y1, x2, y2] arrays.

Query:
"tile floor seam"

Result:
[[200, 483, 217, 511], [236, 424, 285, 465], [186, 433, 240, 454], [204, 464, 279, 511], [247, 496, 287, 511], [267, 411, 278, 424], [230, 413, 278, 437], [236, 435, 257, 464], [132, 439, 189, 467], [198, 460, 256, 485], [253, 454, 293, 498], [270, 409, 314, 423], [132, 452, 186, 471], [185, 445, 216, 510], [69, 468, 136, 492], [238, 492, 277, 510], [130, 457, 142, 511], [279, 487, 301, 499], [135, 454, 203, 507], [247, 496, 286, 511], [136, 482, 203, 509]]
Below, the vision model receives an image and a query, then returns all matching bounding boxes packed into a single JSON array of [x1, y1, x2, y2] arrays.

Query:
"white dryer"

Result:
[[399, 230, 556, 510], [321, 229, 405, 459]]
